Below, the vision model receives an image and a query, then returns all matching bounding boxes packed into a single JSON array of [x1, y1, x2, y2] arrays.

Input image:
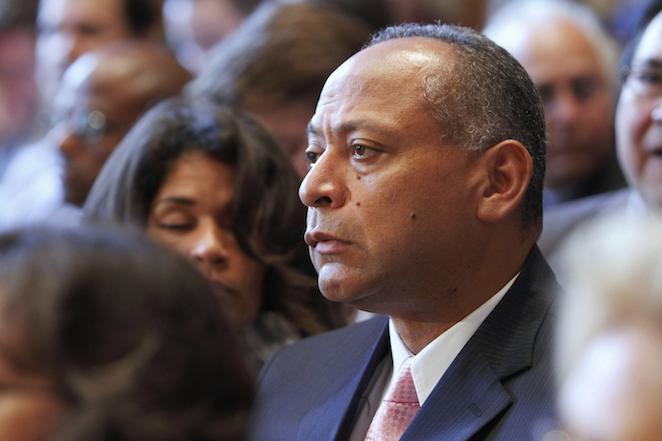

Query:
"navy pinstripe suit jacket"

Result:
[[249, 246, 559, 441]]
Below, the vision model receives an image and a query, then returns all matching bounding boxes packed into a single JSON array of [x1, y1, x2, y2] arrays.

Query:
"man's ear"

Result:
[[476, 139, 532, 223]]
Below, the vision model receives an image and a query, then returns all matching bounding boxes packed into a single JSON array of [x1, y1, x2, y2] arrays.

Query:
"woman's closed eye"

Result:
[[152, 210, 196, 231]]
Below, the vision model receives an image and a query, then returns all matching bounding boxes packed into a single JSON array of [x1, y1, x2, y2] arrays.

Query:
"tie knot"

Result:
[[385, 357, 418, 405], [364, 357, 420, 441]]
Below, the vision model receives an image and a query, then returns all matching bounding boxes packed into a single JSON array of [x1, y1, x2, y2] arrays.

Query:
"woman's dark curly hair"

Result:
[[83, 98, 346, 336], [0, 226, 253, 441]]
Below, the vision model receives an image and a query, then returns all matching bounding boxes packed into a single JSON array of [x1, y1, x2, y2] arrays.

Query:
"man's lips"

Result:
[[304, 230, 351, 253]]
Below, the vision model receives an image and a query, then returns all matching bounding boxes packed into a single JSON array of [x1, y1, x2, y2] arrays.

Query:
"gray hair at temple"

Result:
[[367, 23, 546, 233]]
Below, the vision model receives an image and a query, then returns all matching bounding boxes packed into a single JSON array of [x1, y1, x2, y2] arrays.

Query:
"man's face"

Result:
[[506, 20, 614, 189], [36, 0, 132, 108], [616, 11, 662, 209], [300, 38, 485, 315], [51, 58, 137, 206]]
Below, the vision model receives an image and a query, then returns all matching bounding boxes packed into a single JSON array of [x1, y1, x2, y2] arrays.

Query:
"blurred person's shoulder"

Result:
[[539, 188, 632, 271]]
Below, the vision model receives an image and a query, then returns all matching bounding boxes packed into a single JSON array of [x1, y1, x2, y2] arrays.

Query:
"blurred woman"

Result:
[[83, 98, 346, 372], [0, 226, 253, 441]]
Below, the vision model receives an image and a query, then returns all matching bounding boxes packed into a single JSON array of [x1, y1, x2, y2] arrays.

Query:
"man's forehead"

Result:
[[321, 37, 452, 97], [633, 13, 662, 63], [310, 43, 447, 139], [352, 37, 451, 71]]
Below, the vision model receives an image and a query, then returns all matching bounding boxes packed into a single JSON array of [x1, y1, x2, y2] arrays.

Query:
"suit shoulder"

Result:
[[257, 315, 388, 381]]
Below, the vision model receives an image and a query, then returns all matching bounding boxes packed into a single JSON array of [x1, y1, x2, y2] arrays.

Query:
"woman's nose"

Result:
[[188, 221, 230, 268]]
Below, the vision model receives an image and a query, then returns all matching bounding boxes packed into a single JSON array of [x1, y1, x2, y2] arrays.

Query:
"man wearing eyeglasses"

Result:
[[51, 41, 191, 208], [538, 0, 662, 273]]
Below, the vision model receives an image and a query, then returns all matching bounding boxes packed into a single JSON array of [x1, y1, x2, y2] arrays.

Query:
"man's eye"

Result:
[[537, 84, 554, 106], [305, 151, 320, 164], [572, 77, 598, 102], [354, 144, 367, 156], [637, 70, 662, 85]]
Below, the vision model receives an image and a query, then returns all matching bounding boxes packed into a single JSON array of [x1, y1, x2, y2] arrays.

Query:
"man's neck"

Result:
[[389, 290, 502, 354], [390, 318, 455, 354], [388, 248, 531, 354]]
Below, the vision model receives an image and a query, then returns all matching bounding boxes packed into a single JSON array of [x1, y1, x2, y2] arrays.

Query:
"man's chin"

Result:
[[63, 185, 88, 208]]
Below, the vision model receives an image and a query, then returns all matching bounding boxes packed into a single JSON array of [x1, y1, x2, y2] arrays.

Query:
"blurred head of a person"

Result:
[[0, 225, 253, 441], [0, 0, 39, 148], [83, 99, 346, 370], [187, 1, 372, 179], [555, 213, 662, 441], [484, 0, 622, 205], [49, 40, 191, 207], [35, 0, 165, 111], [616, 0, 662, 210], [162, 0, 261, 73]]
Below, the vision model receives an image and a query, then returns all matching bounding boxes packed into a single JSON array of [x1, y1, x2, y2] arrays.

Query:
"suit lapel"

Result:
[[402, 351, 511, 441], [297, 317, 390, 441], [403, 246, 556, 441]]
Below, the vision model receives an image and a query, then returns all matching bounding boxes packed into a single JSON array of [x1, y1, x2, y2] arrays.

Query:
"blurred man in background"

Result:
[[53, 41, 191, 208], [484, 0, 626, 207], [36, 0, 164, 111], [0, 0, 167, 230], [187, 1, 372, 178], [537, 0, 662, 273]]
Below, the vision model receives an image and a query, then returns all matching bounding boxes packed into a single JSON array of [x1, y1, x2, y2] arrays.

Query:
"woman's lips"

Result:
[[210, 280, 236, 299]]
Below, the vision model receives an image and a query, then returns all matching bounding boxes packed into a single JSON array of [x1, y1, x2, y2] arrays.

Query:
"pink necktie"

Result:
[[365, 357, 420, 441]]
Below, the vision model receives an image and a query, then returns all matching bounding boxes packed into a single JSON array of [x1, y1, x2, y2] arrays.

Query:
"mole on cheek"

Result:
[[356, 201, 361, 206], [356, 175, 361, 180], [410, 213, 416, 219]]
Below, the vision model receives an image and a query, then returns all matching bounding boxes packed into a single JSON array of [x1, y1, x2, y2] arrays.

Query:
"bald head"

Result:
[[62, 41, 191, 123], [54, 41, 191, 206]]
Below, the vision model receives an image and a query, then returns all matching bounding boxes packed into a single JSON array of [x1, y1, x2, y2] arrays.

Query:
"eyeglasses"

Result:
[[621, 63, 662, 99], [51, 109, 119, 144]]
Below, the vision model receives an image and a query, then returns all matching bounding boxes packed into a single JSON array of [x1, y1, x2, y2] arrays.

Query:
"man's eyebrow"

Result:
[[307, 122, 320, 138], [637, 58, 662, 69]]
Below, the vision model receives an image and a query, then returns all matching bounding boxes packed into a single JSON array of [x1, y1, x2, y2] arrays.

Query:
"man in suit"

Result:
[[484, 0, 626, 208], [249, 23, 557, 441], [538, 0, 662, 273]]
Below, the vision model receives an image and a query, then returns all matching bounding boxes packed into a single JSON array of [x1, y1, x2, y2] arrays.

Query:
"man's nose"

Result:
[[549, 92, 582, 127], [58, 130, 79, 157], [67, 34, 89, 65], [298, 150, 347, 209], [48, 122, 77, 157]]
